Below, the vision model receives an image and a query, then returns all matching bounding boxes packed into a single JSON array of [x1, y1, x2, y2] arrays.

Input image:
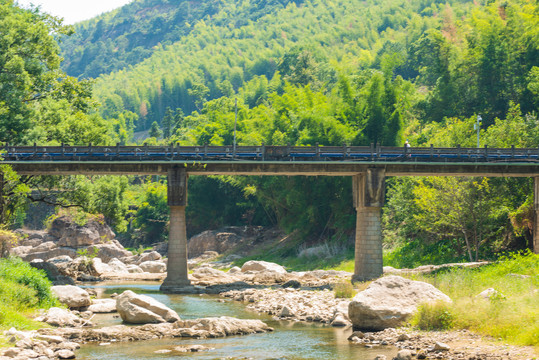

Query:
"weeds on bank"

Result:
[[334, 281, 355, 298], [410, 251, 538, 347], [410, 301, 454, 330]]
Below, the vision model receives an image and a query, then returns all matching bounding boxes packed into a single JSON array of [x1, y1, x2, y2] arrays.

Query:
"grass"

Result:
[[409, 251, 538, 348], [0, 257, 58, 344]]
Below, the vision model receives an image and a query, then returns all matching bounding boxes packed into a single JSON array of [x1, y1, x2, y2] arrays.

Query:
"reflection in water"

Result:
[[77, 282, 398, 360]]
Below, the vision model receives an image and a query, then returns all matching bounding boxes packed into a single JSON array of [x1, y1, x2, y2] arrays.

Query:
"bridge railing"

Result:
[[3, 143, 539, 162]]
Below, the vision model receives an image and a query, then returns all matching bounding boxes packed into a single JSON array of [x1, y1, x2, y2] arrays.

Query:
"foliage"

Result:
[[410, 301, 455, 330], [412, 251, 539, 346], [333, 281, 356, 299], [132, 181, 169, 245], [0, 257, 58, 307], [0, 229, 18, 258]]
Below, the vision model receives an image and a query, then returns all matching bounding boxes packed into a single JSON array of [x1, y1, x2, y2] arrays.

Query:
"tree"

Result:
[[413, 177, 495, 262], [0, 2, 73, 144], [149, 121, 162, 139]]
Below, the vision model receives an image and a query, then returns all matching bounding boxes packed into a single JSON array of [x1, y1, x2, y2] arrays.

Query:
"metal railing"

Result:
[[3, 143, 539, 163]]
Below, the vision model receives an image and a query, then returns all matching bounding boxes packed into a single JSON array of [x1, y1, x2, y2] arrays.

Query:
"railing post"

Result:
[[376, 143, 381, 159], [430, 144, 434, 158], [457, 144, 461, 158], [33, 142, 37, 155], [61, 143, 65, 156], [287, 143, 291, 160], [261, 143, 266, 161], [204, 143, 208, 158], [315, 142, 320, 159], [144, 143, 148, 156], [484, 145, 488, 160], [116, 143, 120, 156], [511, 145, 515, 159], [88, 143, 93, 156], [370, 143, 374, 160]]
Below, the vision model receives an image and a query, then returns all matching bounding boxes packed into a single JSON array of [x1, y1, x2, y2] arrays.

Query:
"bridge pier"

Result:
[[160, 167, 191, 292], [352, 169, 385, 282]]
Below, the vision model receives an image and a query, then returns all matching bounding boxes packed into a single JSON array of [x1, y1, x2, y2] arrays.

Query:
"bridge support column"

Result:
[[160, 168, 191, 292], [352, 169, 385, 282], [534, 177, 539, 254]]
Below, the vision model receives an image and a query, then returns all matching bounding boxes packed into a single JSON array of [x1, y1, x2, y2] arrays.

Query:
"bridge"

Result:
[[3, 144, 539, 291]]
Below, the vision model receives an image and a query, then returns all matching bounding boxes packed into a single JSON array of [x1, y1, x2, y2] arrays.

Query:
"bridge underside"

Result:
[[7, 161, 539, 177]]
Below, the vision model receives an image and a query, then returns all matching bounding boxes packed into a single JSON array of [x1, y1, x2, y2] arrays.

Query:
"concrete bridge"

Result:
[[3, 144, 539, 292]]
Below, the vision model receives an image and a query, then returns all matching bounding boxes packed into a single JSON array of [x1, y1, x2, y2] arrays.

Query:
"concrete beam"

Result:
[[7, 161, 539, 177], [160, 168, 191, 292]]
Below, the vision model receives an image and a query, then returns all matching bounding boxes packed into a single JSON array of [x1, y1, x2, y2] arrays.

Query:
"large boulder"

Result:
[[188, 230, 242, 258], [49, 216, 115, 248], [136, 251, 162, 264], [107, 258, 130, 273], [348, 276, 451, 330], [139, 261, 166, 273], [92, 258, 113, 275], [36, 307, 84, 327], [51, 285, 91, 309], [116, 290, 180, 324], [241, 260, 287, 274], [22, 247, 78, 262], [88, 242, 132, 263]]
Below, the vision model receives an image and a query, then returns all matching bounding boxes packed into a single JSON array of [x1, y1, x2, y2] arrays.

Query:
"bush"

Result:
[[333, 281, 356, 298], [0, 278, 39, 309], [411, 301, 454, 330], [0, 229, 18, 258], [0, 257, 57, 307]]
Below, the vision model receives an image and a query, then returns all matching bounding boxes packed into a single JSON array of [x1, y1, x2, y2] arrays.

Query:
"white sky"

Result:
[[16, 0, 134, 24]]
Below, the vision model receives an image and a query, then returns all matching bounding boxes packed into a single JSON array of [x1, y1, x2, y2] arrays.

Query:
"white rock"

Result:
[[241, 260, 287, 274], [126, 264, 144, 273], [116, 290, 180, 324], [107, 258, 130, 273], [139, 261, 166, 273], [51, 285, 91, 309], [87, 299, 117, 313], [348, 276, 451, 330]]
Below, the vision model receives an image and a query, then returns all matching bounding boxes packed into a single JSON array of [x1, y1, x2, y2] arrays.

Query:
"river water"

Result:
[[77, 282, 398, 360]]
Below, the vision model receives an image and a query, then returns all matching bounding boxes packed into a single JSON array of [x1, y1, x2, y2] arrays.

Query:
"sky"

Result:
[[16, 0, 134, 24]]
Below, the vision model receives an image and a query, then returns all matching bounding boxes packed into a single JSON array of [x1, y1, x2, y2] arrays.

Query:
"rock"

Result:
[[23, 247, 78, 262], [30, 259, 61, 279], [136, 251, 162, 264], [89, 242, 132, 263], [433, 341, 450, 351], [92, 257, 113, 275], [56, 349, 76, 359], [228, 266, 241, 274], [374, 356, 387, 360], [139, 261, 166, 273], [51, 285, 91, 309], [241, 260, 287, 274], [282, 279, 301, 288], [48, 255, 73, 264], [35, 334, 65, 343], [87, 299, 117, 313], [347, 331, 364, 340], [50, 216, 115, 247], [280, 306, 293, 317], [395, 349, 413, 360], [9, 245, 32, 258], [188, 230, 242, 257], [116, 290, 180, 324], [29, 241, 57, 254], [298, 245, 329, 258], [38, 307, 83, 327], [348, 276, 451, 330], [476, 288, 505, 300], [126, 264, 144, 273], [107, 258, 130, 273], [173, 344, 212, 352], [330, 313, 350, 327], [397, 333, 411, 341], [192, 266, 228, 278]]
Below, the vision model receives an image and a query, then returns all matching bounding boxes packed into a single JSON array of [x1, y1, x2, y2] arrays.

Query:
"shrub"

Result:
[[0, 257, 57, 307], [411, 301, 454, 330], [0, 229, 18, 258], [334, 281, 356, 298]]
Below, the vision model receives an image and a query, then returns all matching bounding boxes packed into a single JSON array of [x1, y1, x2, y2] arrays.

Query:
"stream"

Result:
[[77, 282, 399, 360]]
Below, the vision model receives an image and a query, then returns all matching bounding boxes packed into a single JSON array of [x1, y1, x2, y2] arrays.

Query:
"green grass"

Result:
[[410, 251, 538, 348], [0, 257, 58, 340]]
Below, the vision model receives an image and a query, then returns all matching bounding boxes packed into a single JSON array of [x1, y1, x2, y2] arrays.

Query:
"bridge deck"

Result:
[[3, 145, 539, 177]]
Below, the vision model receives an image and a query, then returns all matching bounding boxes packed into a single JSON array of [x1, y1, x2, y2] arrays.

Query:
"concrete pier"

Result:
[[352, 169, 385, 282], [160, 167, 191, 292]]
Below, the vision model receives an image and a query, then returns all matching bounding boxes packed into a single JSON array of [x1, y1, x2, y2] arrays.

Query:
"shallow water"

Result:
[[77, 282, 398, 360]]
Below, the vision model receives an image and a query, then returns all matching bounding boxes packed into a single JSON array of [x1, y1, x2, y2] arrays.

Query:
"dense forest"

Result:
[[2, 0, 539, 264]]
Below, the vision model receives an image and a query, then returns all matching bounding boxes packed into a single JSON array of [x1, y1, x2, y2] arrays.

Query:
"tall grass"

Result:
[[411, 251, 538, 347]]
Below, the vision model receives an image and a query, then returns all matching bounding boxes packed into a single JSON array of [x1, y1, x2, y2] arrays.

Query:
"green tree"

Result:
[[149, 121, 162, 139]]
